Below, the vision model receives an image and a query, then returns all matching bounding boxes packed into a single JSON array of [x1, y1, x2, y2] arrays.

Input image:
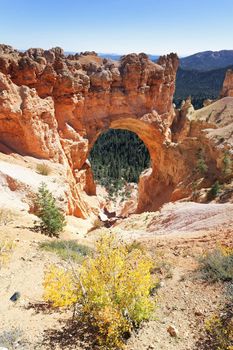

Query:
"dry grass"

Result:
[[36, 163, 51, 176], [0, 208, 14, 226], [198, 246, 233, 282], [39, 240, 91, 263], [0, 239, 15, 268]]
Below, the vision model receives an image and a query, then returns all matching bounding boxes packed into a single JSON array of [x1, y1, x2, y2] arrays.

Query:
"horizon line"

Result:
[[3, 43, 233, 58]]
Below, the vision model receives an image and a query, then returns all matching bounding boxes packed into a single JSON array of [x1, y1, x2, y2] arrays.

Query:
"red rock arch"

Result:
[[0, 45, 183, 217]]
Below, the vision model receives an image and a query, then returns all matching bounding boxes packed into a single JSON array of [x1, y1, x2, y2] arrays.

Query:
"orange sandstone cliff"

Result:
[[0, 44, 232, 218], [221, 69, 233, 98]]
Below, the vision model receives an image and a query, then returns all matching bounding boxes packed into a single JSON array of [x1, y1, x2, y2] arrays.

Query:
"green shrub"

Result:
[[36, 163, 51, 176], [207, 181, 221, 201], [35, 183, 66, 237], [222, 151, 232, 177], [126, 240, 145, 253], [43, 234, 157, 349], [39, 240, 91, 262], [196, 304, 233, 350], [196, 149, 208, 175], [196, 248, 233, 349], [199, 246, 233, 282]]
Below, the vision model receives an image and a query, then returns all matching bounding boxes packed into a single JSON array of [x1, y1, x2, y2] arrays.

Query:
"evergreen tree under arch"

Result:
[[89, 129, 150, 193]]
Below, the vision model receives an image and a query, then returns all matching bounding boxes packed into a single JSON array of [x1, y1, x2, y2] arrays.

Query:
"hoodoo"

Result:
[[220, 68, 233, 97]]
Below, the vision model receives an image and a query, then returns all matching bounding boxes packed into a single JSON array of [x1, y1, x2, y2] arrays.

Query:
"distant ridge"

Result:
[[98, 53, 160, 61], [180, 50, 233, 71], [65, 50, 233, 70], [98, 53, 122, 60], [64, 51, 159, 61]]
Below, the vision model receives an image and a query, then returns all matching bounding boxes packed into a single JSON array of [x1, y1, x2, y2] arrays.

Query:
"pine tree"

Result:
[[89, 129, 150, 192], [196, 149, 208, 175], [35, 183, 66, 237]]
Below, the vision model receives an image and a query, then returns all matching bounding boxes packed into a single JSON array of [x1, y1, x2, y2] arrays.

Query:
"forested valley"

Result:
[[89, 129, 150, 194]]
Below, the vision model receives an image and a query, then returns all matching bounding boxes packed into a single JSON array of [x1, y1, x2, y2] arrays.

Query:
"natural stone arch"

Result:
[[88, 115, 163, 157], [0, 45, 187, 218], [86, 114, 176, 214]]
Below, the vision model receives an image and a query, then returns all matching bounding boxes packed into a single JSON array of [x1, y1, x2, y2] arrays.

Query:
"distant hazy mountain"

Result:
[[99, 50, 233, 70], [98, 53, 159, 61], [64, 52, 122, 60], [64, 52, 159, 61], [180, 50, 233, 71], [98, 53, 122, 60]]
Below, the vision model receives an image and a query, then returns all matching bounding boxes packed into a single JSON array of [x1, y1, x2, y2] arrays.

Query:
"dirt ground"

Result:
[[0, 210, 232, 350]]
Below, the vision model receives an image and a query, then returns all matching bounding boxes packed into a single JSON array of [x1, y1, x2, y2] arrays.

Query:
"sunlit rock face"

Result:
[[220, 69, 233, 97], [1, 44, 231, 218]]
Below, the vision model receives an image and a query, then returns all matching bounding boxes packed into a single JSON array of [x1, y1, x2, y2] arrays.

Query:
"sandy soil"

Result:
[[0, 203, 232, 349], [0, 152, 70, 214]]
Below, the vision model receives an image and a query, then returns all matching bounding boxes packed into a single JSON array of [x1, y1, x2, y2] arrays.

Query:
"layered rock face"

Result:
[[220, 69, 233, 97], [0, 44, 231, 218]]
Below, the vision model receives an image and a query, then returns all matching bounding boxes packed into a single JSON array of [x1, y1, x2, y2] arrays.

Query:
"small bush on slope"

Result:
[[196, 247, 233, 350], [199, 246, 233, 282], [196, 149, 208, 175], [207, 181, 221, 201], [36, 162, 51, 176], [43, 234, 157, 349], [222, 151, 233, 177], [0, 208, 14, 226], [196, 301, 233, 350], [39, 240, 91, 263], [35, 183, 66, 237]]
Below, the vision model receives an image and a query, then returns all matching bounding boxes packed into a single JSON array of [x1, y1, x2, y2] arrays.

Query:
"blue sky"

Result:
[[0, 0, 232, 56]]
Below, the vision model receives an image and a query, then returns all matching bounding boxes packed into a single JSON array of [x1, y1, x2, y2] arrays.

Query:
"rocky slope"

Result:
[[0, 205, 232, 350], [0, 44, 232, 219]]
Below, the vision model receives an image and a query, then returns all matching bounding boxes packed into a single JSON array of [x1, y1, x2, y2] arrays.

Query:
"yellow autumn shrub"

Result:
[[204, 312, 233, 350], [219, 245, 233, 257], [43, 265, 79, 307], [43, 234, 157, 349]]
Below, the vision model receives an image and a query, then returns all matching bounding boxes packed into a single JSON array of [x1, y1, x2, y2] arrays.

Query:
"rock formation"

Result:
[[220, 69, 233, 97], [0, 44, 232, 218]]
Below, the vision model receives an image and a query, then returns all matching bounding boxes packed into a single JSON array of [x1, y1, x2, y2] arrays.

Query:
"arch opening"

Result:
[[89, 128, 151, 218]]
